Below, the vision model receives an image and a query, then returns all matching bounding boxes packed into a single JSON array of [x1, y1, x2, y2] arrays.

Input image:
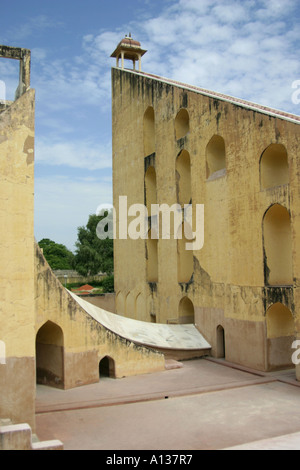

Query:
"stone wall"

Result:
[[0, 89, 36, 429], [35, 242, 165, 390], [112, 67, 300, 373]]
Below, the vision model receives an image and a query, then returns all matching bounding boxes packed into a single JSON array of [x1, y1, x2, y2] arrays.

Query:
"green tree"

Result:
[[38, 238, 75, 270], [74, 213, 114, 276]]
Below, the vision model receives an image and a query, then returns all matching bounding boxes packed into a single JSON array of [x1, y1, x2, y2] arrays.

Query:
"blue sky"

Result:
[[0, 0, 299, 251]]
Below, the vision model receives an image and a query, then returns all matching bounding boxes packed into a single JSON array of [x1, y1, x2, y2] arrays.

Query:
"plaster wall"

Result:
[[0, 89, 35, 428]]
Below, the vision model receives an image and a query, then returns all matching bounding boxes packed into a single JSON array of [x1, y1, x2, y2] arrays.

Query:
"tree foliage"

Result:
[[38, 238, 75, 270], [74, 213, 114, 276]]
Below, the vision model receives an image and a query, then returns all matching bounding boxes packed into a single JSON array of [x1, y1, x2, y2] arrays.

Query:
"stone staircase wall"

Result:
[[0, 419, 63, 451]]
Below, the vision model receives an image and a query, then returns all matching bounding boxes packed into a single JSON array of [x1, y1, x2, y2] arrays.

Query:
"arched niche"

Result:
[[206, 135, 226, 179], [175, 108, 189, 140], [145, 166, 157, 213], [176, 149, 191, 205], [266, 303, 294, 339], [143, 106, 155, 156], [36, 321, 64, 389], [216, 325, 225, 358], [135, 293, 147, 322], [146, 229, 158, 283], [263, 204, 293, 286], [266, 303, 295, 370], [178, 297, 195, 324], [260, 144, 289, 190], [177, 222, 194, 283], [125, 291, 135, 319], [116, 291, 125, 315]]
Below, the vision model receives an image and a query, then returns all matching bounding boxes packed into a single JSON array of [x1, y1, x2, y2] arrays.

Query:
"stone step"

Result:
[[0, 418, 12, 426], [0, 423, 32, 450], [0, 420, 63, 450], [165, 359, 184, 370]]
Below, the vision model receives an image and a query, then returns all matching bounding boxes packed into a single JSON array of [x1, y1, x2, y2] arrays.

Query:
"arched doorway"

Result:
[[36, 321, 64, 389], [216, 325, 225, 358], [99, 356, 116, 379]]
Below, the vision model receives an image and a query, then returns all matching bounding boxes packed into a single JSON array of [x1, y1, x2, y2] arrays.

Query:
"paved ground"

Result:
[[35, 358, 300, 450]]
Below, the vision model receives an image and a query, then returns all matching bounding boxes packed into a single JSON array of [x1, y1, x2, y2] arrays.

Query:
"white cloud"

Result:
[[31, 47, 47, 61], [212, 3, 247, 23], [35, 138, 112, 171], [136, 0, 300, 114]]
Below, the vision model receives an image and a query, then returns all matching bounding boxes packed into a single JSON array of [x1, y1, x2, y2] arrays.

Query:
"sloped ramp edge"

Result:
[[68, 291, 211, 352]]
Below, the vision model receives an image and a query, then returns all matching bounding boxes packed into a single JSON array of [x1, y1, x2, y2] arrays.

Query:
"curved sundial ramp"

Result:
[[69, 291, 211, 359]]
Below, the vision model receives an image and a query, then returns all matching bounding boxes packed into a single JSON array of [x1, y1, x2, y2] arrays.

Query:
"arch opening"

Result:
[[143, 106, 155, 156], [216, 325, 225, 358], [175, 108, 189, 140], [260, 144, 289, 190], [135, 293, 147, 322], [99, 356, 116, 379], [145, 166, 157, 213], [206, 135, 226, 179], [266, 303, 295, 370], [116, 291, 125, 316], [147, 229, 158, 283], [125, 291, 135, 319], [263, 204, 293, 286], [36, 321, 64, 389], [178, 297, 195, 324], [177, 223, 194, 283], [176, 150, 191, 206]]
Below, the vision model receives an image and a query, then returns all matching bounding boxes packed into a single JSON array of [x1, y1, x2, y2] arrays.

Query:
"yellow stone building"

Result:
[[112, 36, 300, 376]]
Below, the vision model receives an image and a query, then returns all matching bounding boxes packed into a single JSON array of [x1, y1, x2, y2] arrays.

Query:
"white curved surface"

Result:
[[69, 291, 211, 351]]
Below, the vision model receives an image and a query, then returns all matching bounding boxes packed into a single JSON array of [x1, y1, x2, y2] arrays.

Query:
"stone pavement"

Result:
[[35, 358, 300, 450]]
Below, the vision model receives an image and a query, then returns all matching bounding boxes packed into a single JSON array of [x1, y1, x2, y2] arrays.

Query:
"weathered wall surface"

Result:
[[35, 242, 165, 390], [112, 67, 300, 373], [0, 89, 36, 429], [83, 293, 116, 313]]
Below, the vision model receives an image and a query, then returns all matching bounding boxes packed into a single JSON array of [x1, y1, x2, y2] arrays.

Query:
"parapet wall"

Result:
[[35, 242, 165, 389]]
